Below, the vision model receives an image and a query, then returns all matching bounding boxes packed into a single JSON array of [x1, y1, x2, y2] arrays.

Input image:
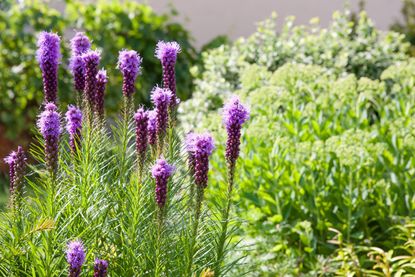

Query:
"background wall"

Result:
[[145, 0, 403, 48]]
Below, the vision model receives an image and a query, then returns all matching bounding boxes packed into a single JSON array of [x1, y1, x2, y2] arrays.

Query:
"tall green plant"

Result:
[[0, 30, 245, 277]]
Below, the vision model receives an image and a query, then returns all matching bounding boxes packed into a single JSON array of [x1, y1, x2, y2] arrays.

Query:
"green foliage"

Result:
[[183, 52, 415, 274], [180, 11, 409, 129], [0, 0, 196, 140], [391, 0, 415, 56], [0, 59, 239, 277]]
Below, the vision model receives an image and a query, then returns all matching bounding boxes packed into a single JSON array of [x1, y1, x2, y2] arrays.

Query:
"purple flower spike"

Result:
[[95, 69, 108, 117], [4, 151, 16, 192], [69, 33, 90, 93], [147, 110, 157, 146], [37, 31, 61, 103], [69, 56, 85, 93], [155, 41, 181, 107], [134, 108, 149, 169], [82, 50, 101, 107], [66, 105, 83, 153], [185, 133, 215, 188], [94, 259, 109, 277], [4, 147, 26, 208], [222, 96, 249, 167], [117, 50, 142, 97], [70, 32, 91, 56], [151, 87, 172, 139], [37, 103, 61, 173], [151, 158, 175, 208], [66, 240, 86, 277]]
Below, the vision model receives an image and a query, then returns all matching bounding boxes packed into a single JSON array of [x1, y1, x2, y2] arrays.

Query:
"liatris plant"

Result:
[[134, 108, 148, 181], [151, 87, 172, 155], [214, 96, 249, 276], [82, 50, 101, 115], [36, 31, 61, 103], [147, 109, 157, 147], [66, 240, 86, 277], [151, 158, 175, 209], [37, 102, 61, 175], [94, 259, 109, 277], [185, 133, 215, 275], [69, 32, 91, 95], [117, 50, 142, 108], [66, 105, 83, 154], [4, 146, 26, 210], [0, 32, 245, 277], [155, 41, 181, 108], [95, 69, 108, 119], [70, 32, 91, 56]]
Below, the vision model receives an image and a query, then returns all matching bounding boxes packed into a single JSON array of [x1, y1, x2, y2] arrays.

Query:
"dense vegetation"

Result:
[[0, 31, 246, 275], [181, 11, 415, 275], [0, 0, 196, 140]]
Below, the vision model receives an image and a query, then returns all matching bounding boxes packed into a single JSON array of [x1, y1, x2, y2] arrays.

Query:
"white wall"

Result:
[[144, 0, 404, 48]]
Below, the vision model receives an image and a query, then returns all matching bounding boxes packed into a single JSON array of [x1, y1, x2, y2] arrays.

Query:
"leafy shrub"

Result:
[[0, 0, 196, 140], [180, 11, 409, 130], [0, 32, 244, 276], [183, 51, 415, 274], [180, 12, 412, 274]]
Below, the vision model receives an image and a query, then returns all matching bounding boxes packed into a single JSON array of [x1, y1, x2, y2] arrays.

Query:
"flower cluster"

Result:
[[147, 110, 157, 146], [94, 259, 109, 277], [117, 50, 142, 98], [151, 158, 175, 208], [82, 50, 101, 107], [37, 103, 61, 173], [66, 240, 86, 277], [155, 41, 181, 107], [69, 32, 91, 93], [66, 105, 83, 153], [222, 96, 250, 167], [37, 32, 61, 103], [151, 87, 172, 139], [185, 133, 215, 188], [95, 69, 108, 118], [134, 108, 149, 168], [4, 146, 26, 208]]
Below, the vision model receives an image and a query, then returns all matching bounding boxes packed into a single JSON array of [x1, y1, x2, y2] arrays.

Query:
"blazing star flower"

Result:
[[82, 50, 101, 107], [4, 151, 16, 192], [94, 259, 109, 277], [151, 158, 175, 208], [66, 240, 86, 277], [151, 87, 172, 138], [69, 56, 85, 93], [185, 133, 215, 188], [37, 103, 61, 173], [70, 32, 91, 56], [155, 41, 181, 107], [95, 69, 108, 118], [66, 105, 83, 153], [37, 31, 61, 103], [147, 110, 157, 146], [117, 50, 142, 97], [4, 146, 26, 209], [222, 96, 249, 167], [69, 33, 91, 93], [134, 108, 149, 170]]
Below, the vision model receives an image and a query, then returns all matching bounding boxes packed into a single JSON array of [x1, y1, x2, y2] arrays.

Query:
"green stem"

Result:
[[155, 207, 164, 276], [186, 187, 204, 276], [214, 162, 235, 276]]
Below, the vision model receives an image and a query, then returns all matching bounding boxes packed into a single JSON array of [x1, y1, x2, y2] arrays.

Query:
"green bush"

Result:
[[180, 11, 409, 130], [181, 11, 414, 275], [0, 0, 196, 140]]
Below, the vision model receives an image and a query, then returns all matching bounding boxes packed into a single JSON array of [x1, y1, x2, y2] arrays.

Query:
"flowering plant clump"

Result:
[[0, 33, 248, 276]]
